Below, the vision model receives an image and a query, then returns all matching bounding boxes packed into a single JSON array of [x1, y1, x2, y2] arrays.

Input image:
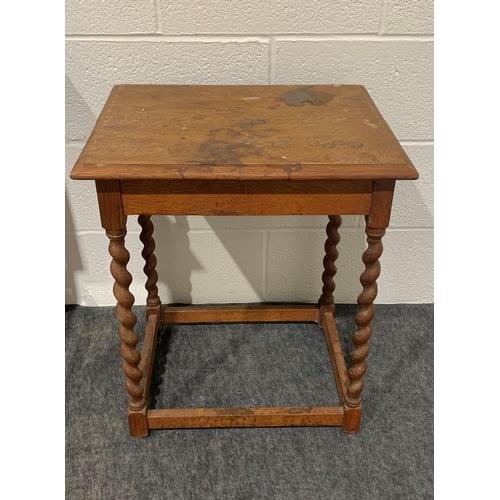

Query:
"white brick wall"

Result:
[[159, 1, 382, 34], [66, 1, 434, 305]]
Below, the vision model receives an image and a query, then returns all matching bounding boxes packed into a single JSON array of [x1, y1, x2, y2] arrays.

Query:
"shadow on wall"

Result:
[[150, 216, 267, 304], [151, 215, 366, 306], [65, 75, 97, 304], [152, 216, 202, 305], [66, 75, 95, 142], [65, 191, 82, 304], [392, 152, 433, 228]]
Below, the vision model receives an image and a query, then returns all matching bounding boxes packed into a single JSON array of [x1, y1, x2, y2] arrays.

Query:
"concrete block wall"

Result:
[[65, 0, 433, 306]]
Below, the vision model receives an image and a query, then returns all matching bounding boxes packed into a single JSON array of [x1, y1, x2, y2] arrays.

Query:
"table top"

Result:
[[70, 84, 418, 181]]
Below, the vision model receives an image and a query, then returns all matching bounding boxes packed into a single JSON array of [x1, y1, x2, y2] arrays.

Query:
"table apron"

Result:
[[120, 179, 373, 216]]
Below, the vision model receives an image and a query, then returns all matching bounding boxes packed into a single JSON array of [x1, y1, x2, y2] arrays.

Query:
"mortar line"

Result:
[[262, 229, 270, 301], [379, 0, 390, 35], [275, 34, 433, 42], [154, 0, 162, 34], [399, 140, 434, 146], [268, 36, 277, 84], [386, 226, 434, 232], [65, 34, 433, 42], [65, 34, 269, 43]]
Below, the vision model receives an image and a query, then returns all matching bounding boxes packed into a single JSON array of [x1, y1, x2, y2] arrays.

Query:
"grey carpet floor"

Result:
[[65, 304, 433, 499]]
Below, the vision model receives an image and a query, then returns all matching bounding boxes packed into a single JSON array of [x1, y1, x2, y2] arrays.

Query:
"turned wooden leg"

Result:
[[106, 227, 148, 437], [342, 222, 386, 433], [96, 180, 149, 438], [318, 215, 342, 322], [138, 215, 162, 321]]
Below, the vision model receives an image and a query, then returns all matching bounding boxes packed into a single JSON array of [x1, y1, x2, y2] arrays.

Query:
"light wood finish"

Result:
[[341, 179, 395, 433], [322, 311, 349, 405], [70, 85, 418, 181], [341, 406, 363, 434], [121, 180, 372, 216], [318, 215, 342, 315], [105, 228, 145, 412], [367, 179, 396, 228], [147, 406, 344, 429], [69, 84, 418, 436], [126, 314, 160, 439], [138, 215, 162, 319], [139, 314, 159, 404], [345, 224, 386, 410], [128, 410, 149, 439], [163, 304, 319, 324], [95, 180, 125, 230]]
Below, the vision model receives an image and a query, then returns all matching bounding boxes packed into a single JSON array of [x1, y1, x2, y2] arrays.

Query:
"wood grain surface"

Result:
[[121, 179, 372, 215], [139, 314, 159, 405], [147, 406, 344, 429], [162, 304, 319, 323], [70, 84, 418, 181], [321, 311, 349, 405]]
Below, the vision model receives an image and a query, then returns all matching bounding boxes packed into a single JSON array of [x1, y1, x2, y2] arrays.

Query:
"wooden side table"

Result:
[[70, 84, 418, 438]]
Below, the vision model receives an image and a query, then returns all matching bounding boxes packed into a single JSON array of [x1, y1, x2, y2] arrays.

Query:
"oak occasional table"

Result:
[[70, 84, 418, 438]]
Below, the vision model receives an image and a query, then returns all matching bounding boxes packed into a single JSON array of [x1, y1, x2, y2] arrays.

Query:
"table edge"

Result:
[[70, 84, 420, 182], [70, 163, 418, 181]]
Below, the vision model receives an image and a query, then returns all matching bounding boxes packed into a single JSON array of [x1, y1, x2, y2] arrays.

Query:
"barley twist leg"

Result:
[[138, 215, 161, 312], [318, 215, 342, 314], [106, 229, 146, 412], [345, 225, 385, 409]]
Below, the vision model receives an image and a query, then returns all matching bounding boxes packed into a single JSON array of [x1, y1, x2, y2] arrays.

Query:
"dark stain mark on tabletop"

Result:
[[196, 141, 246, 165], [212, 127, 241, 138], [193, 126, 263, 165], [282, 165, 303, 180], [278, 86, 334, 106], [283, 166, 293, 179], [237, 119, 267, 129], [190, 116, 295, 166], [262, 128, 281, 137]]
